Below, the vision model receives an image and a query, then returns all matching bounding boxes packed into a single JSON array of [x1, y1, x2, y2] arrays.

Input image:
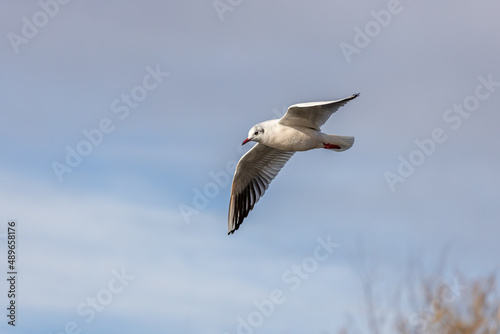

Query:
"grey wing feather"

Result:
[[279, 93, 359, 131], [228, 143, 295, 234]]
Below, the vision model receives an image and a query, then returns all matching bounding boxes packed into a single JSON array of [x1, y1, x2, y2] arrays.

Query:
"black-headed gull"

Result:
[[228, 93, 359, 234]]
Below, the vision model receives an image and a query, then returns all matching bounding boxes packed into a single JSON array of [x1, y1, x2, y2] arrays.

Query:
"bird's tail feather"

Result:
[[320, 134, 355, 152]]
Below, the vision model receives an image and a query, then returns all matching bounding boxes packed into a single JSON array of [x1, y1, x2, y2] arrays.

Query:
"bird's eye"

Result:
[[254, 131, 259, 135]]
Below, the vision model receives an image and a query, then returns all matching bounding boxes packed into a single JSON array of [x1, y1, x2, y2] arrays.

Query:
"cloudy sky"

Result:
[[1, 1, 499, 333]]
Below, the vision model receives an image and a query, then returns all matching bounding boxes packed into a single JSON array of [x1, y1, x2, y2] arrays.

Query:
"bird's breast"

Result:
[[264, 125, 320, 151]]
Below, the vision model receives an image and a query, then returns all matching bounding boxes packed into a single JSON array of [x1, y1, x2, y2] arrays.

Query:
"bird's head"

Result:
[[242, 124, 265, 145]]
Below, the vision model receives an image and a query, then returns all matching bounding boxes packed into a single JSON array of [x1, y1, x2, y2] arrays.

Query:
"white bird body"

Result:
[[253, 120, 321, 151], [228, 93, 359, 234], [253, 119, 354, 152]]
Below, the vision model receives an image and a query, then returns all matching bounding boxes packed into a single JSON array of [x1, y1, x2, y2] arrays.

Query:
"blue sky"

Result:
[[1, 1, 499, 333]]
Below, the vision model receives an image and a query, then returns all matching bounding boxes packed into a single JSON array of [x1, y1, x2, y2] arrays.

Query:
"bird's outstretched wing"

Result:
[[279, 93, 359, 131], [228, 143, 295, 234]]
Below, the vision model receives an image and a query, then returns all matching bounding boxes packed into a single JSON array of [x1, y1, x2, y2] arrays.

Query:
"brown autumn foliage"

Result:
[[339, 275, 500, 334], [396, 275, 500, 334]]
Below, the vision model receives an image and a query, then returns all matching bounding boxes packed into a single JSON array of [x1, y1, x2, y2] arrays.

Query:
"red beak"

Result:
[[242, 138, 251, 145]]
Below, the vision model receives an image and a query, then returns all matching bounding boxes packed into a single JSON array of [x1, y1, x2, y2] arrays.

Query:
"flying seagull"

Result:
[[228, 93, 359, 234]]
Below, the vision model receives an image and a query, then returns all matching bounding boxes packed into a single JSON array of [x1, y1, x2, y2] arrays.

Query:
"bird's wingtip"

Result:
[[227, 223, 237, 235]]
